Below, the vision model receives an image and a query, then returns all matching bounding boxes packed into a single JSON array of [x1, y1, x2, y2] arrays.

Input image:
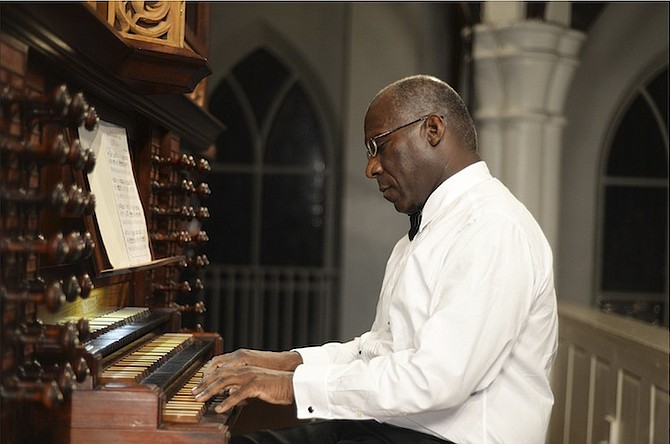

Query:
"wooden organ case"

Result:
[[0, 3, 230, 443]]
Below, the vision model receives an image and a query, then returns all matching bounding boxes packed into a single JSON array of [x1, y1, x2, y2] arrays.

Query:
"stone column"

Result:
[[469, 20, 585, 248]]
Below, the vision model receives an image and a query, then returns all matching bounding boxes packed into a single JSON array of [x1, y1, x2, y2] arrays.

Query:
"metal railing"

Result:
[[202, 264, 339, 352]]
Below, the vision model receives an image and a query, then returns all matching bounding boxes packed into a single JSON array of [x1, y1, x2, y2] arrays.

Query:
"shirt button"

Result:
[[308, 406, 314, 413]]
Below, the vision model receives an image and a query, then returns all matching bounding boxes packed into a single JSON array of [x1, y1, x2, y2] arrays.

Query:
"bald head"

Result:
[[369, 75, 478, 153]]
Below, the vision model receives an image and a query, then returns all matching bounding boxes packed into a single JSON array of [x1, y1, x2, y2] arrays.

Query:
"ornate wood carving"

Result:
[[3, 3, 209, 95], [108, 1, 185, 48]]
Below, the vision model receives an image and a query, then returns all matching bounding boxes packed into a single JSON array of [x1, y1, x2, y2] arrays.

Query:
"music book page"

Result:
[[80, 120, 152, 269]]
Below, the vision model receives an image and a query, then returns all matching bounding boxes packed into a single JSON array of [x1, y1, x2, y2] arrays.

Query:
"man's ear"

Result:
[[426, 114, 445, 147]]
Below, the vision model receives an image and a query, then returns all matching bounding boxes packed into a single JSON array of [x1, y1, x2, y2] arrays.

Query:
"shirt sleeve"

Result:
[[292, 337, 365, 418], [292, 214, 542, 420], [293, 336, 361, 365]]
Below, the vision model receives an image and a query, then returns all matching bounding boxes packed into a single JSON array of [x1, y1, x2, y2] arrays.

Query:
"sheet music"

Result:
[[80, 120, 152, 269]]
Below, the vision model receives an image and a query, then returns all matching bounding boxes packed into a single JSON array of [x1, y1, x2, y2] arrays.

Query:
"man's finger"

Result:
[[202, 356, 231, 376], [213, 387, 247, 413], [193, 365, 238, 396], [193, 374, 234, 401]]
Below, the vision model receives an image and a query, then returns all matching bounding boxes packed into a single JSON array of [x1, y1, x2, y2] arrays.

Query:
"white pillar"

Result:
[[470, 19, 585, 248]]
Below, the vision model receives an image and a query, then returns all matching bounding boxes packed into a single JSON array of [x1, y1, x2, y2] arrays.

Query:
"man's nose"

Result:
[[365, 156, 382, 179]]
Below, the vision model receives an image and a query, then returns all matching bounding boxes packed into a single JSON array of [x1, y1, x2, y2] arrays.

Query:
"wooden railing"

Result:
[[548, 302, 669, 444]]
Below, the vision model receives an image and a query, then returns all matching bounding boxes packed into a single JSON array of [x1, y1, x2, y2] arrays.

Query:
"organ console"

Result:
[[1, 3, 230, 443]]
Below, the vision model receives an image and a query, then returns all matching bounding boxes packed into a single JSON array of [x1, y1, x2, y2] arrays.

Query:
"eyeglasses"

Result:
[[365, 115, 430, 158]]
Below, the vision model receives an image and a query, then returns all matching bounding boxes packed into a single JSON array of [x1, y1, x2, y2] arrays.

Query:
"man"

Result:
[[193, 75, 558, 444]]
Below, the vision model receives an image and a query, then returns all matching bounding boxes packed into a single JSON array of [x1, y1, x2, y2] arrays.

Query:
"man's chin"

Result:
[[383, 192, 410, 213], [392, 201, 409, 214]]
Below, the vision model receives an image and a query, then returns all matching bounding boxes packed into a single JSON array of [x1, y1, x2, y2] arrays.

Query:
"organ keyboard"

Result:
[[68, 330, 237, 443]]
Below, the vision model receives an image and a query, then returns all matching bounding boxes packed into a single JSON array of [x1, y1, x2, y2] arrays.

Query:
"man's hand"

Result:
[[192, 365, 295, 413], [201, 349, 303, 376]]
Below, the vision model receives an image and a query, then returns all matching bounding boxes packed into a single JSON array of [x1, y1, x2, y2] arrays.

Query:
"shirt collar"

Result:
[[417, 161, 492, 233]]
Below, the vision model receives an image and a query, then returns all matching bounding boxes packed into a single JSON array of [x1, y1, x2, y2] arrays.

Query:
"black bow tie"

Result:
[[408, 211, 422, 241]]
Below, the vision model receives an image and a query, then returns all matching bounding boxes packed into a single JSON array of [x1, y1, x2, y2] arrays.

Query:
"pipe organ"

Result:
[[0, 3, 231, 442]]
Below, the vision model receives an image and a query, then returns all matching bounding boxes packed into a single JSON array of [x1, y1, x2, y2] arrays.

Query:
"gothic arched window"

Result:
[[204, 48, 339, 351], [598, 67, 668, 327]]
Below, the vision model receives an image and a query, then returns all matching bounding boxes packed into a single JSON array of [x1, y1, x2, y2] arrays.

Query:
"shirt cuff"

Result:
[[292, 362, 332, 419], [292, 345, 331, 365]]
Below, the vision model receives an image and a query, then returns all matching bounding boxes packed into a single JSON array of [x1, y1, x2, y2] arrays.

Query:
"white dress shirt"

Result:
[[293, 161, 558, 444]]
